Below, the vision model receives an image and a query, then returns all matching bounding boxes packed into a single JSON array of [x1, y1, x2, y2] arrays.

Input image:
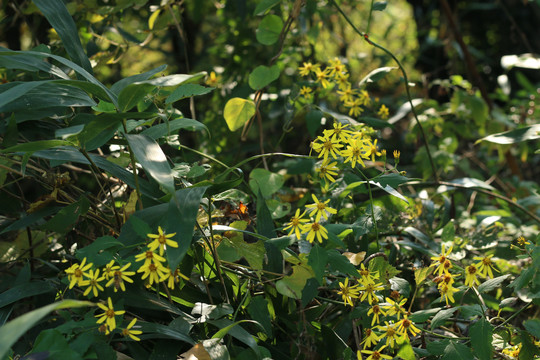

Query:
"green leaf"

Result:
[[441, 221, 455, 242], [308, 244, 328, 284], [441, 341, 474, 360], [0, 282, 54, 308], [523, 319, 540, 338], [247, 296, 272, 336], [0, 81, 42, 109], [447, 177, 495, 190], [368, 180, 408, 203], [210, 319, 261, 358], [396, 336, 415, 360], [249, 168, 285, 198], [470, 318, 493, 360], [42, 196, 90, 233], [358, 67, 397, 86], [165, 84, 214, 104], [478, 274, 511, 293], [248, 65, 280, 90], [118, 83, 155, 112], [76, 236, 123, 267], [225, 224, 266, 270], [327, 249, 358, 277], [32, 329, 84, 360], [409, 308, 442, 323], [0, 82, 97, 112], [256, 15, 283, 45], [369, 256, 400, 283], [1, 140, 73, 153], [125, 134, 175, 195], [33, 0, 93, 74], [223, 97, 256, 132], [110, 64, 167, 94], [276, 264, 313, 299], [32, 147, 161, 199], [476, 124, 540, 144], [78, 114, 123, 151], [0, 48, 117, 107], [141, 118, 209, 139], [140, 322, 195, 344], [0, 300, 93, 360], [373, 1, 387, 11], [0, 53, 69, 79], [254, 0, 281, 15], [166, 186, 209, 270], [431, 307, 458, 329], [414, 267, 431, 286]]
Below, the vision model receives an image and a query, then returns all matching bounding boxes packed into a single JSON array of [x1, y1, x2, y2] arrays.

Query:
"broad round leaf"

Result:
[[256, 15, 283, 45], [248, 65, 280, 90], [223, 97, 256, 132]]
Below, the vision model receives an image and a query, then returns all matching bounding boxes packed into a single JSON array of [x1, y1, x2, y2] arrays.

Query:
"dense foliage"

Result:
[[1, 1, 539, 359]]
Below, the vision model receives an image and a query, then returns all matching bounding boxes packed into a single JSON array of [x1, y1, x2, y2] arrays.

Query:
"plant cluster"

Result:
[[1, 1, 539, 360]]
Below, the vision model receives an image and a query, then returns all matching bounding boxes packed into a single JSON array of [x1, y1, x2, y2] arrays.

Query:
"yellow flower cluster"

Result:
[[298, 58, 390, 120], [429, 245, 498, 306], [283, 194, 336, 243], [65, 226, 189, 340], [337, 264, 421, 355], [309, 120, 385, 189]]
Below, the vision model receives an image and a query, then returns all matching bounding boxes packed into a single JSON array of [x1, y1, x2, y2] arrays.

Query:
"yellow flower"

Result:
[[103, 260, 116, 280], [361, 328, 381, 349], [439, 283, 457, 306], [137, 261, 167, 286], [160, 267, 189, 290], [359, 282, 385, 305], [395, 315, 421, 338], [361, 345, 392, 360], [464, 264, 481, 288], [367, 139, 382, 162], [393, 150, 400, 161], [367, 304, 386, 326], [377, 323, 402, 349], [299, 86, 313, 100], [344, 97, 363, 117], [314, 67, 331, 89], [381, 297, 407, 320], [121, 318, 143, 341], [95, 297, 125, 332], [327, 57, 347, 77], [311, 135, 343, 161], [283, 209, 310, 239], [298, 62, 319, 76], [358, 263, 379, 285], [335, 73, 350, 90], [337, 84, 357, 104], [358, 89, 371, 106], [303, 222, 328, 243], [377, 104, 389, 119], [66, 257, 93, 289], [322, 121, 353, 143], [430, 244, 453, 275], [305, 194, 337, 222], [135, 250, 166, 267], [337, 277, 360, 307], [147, 226, 178, 256], [474, 255, 498, 279], [316, 160, 339, 183], [205, 71, 220, 87], [105, 263, 135, 292], [516, 236, 530, 246], [342, 138, 370, 168], [80, 269, 105, 297]]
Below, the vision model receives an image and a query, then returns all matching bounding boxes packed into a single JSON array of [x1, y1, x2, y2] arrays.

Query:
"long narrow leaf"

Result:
[[125, 134, 175, 195], [33, 0, 93, 74], [0, 300, 94, 359], [110, 64, 167, 95]]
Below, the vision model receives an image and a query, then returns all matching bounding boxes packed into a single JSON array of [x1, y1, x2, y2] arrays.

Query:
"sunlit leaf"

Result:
[[223, 97, 256, 132]]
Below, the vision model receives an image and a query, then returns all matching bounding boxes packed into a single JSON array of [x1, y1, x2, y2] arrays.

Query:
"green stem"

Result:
[[329, 0, 439, 183], [494, 302, 532, 330], [357, 169, 379, 242], [366, 0, 375, 34]]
